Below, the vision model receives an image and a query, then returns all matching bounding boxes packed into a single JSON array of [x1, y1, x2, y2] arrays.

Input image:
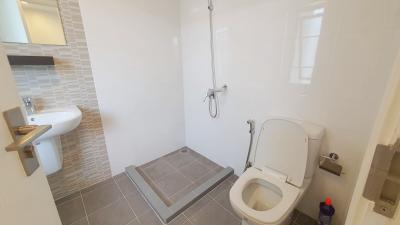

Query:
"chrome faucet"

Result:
[[22, 97, 35, 115]]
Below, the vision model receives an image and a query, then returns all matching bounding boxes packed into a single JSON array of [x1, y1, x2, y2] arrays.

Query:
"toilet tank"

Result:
[[297, 121, 325, 178]]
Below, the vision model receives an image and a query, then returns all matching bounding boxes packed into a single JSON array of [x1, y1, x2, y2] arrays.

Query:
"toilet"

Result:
[[229, 118, 324, 225]]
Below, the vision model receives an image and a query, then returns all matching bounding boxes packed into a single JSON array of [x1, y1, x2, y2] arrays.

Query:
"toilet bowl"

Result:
[[229, 118, 324, 225]]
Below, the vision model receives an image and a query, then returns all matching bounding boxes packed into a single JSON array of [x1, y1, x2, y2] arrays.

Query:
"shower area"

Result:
[[123, 0, 234, 222], [126, 148, 233, 222]]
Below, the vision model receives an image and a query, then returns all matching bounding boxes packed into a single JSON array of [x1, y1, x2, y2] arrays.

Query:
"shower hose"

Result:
[[208, 0, 218, 118]]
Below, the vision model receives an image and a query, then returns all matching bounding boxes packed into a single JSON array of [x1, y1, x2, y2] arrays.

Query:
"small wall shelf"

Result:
[[7, 55, 54, 65], [363, 142, 400, 218]]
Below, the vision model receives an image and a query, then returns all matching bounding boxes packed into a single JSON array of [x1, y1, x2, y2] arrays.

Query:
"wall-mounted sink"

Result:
[[28, 106, 82, 141], [28, 106, 82, 175]]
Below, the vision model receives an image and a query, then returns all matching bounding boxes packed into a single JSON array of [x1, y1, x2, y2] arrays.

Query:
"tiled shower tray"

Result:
[[125, 147, 234, 223]]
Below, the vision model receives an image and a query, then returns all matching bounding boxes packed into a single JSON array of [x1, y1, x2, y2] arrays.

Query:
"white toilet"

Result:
[[229, 118, 324, 225]]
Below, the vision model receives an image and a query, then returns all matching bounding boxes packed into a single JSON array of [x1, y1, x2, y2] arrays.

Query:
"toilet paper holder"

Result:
[[319, 152, 344, 176], [320, 152, 339, 161]]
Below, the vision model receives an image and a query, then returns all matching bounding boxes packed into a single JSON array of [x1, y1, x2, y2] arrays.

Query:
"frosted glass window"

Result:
[[290, 6, 325, 85]]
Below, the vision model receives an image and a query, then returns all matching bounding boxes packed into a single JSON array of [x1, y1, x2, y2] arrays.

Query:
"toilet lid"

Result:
[[254, 119, 308, 187]]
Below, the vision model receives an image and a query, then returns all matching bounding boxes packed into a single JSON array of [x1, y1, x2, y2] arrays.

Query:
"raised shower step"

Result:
[[126, 165, 234, 223]]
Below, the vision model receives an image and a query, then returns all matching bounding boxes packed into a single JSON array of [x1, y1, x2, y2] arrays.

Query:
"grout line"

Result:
[[210, 194, 240, 220], [206, 179, 241, 220], [127, 175, 164, 223], [149, 157, 198, 203], [79, 191, 90, 225], [86, 195, 124, 216], [190, 151, 221, 172], [113, 176, 138, 220], [55, 193, 81, 207], [162, 156, 197, 183], [79, 177, 113, 196], [125, 217, 142, 225], [182, 213, 195, 225], [193, 169, 213, 183], [182, 195, 212, 221], [130, 151, 230, 223], [84, 184, 124, 217]]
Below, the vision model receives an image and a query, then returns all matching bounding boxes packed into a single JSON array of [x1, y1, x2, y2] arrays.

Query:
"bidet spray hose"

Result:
[[244, 120, 255, 172]]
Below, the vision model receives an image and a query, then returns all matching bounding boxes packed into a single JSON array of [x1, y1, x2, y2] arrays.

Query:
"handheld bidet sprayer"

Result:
[[244, 120, 255, 172]]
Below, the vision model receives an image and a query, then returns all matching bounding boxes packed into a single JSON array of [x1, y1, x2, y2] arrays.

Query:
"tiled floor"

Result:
[[291, 210, 318, 225], [56, 148, 318, 225], [136, 147, 224, 206]]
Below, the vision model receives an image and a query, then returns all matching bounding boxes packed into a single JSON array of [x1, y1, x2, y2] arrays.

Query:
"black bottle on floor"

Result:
[[319, 197, 335, 225]]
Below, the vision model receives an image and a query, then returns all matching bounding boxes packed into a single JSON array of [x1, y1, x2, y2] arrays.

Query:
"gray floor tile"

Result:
[[138, 210, 164, 225], [168, 214, 188, 225], [114, 173, 140, 196], [183, 195, 213, 219], [168, 182, 198, 205], [88, 198, 135, 225], [193, 154, 221, 171], [82, 178, 123, 214], [71, 218, 89, 225], [140, 159, 177, 181], [189, 200, 240, 225], [226, 174, 239, 184], [163, 149, 196, 169], [180, 161, 210, 182], [56, 191, 81, 206], [213, 187, 238, 218], [194, 169, 220, 185], [137, 147, 225, 207], [187, 148, 205, 159], [126, 192, 152, 217], [57, 196, 86, 225], [81, 178, 113, 194], [295, 211, 318, 225], [154, 171, 193, 197], [209, 178, 233, 199], [56, 148, 240, 225], [289, 210, 299, 225], [127, 218, 141, 225]]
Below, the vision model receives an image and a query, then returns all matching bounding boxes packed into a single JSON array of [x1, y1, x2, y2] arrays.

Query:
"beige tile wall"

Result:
[[2, 0, 111, 200]]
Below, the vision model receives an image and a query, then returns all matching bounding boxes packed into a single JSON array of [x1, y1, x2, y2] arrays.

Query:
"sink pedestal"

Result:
[[27, 105, 82, 175], [34, 136, 63, 175]]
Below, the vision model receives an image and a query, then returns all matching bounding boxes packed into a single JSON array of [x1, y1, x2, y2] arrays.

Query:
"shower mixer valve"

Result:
[[203, 84, 228, 102]]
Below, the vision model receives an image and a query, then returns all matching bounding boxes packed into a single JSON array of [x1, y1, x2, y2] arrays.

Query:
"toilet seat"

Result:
[[230, 167, 299, 224]]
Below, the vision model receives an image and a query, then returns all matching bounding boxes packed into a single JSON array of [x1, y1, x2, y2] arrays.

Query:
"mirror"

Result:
[[0, 0, 66, 45]]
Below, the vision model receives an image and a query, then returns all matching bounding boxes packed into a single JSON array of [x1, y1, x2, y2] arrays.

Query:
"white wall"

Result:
[[345, 52, 400, 225], [0, 45, 61, 225], [78, 0, 185, 175], [180, 0, 400, 224]]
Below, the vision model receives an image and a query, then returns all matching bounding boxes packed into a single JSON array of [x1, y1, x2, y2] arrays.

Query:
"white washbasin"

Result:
[[28, 105, 82, 141]]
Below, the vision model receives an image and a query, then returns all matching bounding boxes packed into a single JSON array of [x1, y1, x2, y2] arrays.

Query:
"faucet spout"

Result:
[[22, 97, 35, 115]]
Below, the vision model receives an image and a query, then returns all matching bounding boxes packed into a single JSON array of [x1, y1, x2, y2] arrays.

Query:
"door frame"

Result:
[[345, 51, 400, 225]]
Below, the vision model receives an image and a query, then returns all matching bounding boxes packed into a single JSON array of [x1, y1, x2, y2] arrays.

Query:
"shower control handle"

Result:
[[203, 84, 227, 102]]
